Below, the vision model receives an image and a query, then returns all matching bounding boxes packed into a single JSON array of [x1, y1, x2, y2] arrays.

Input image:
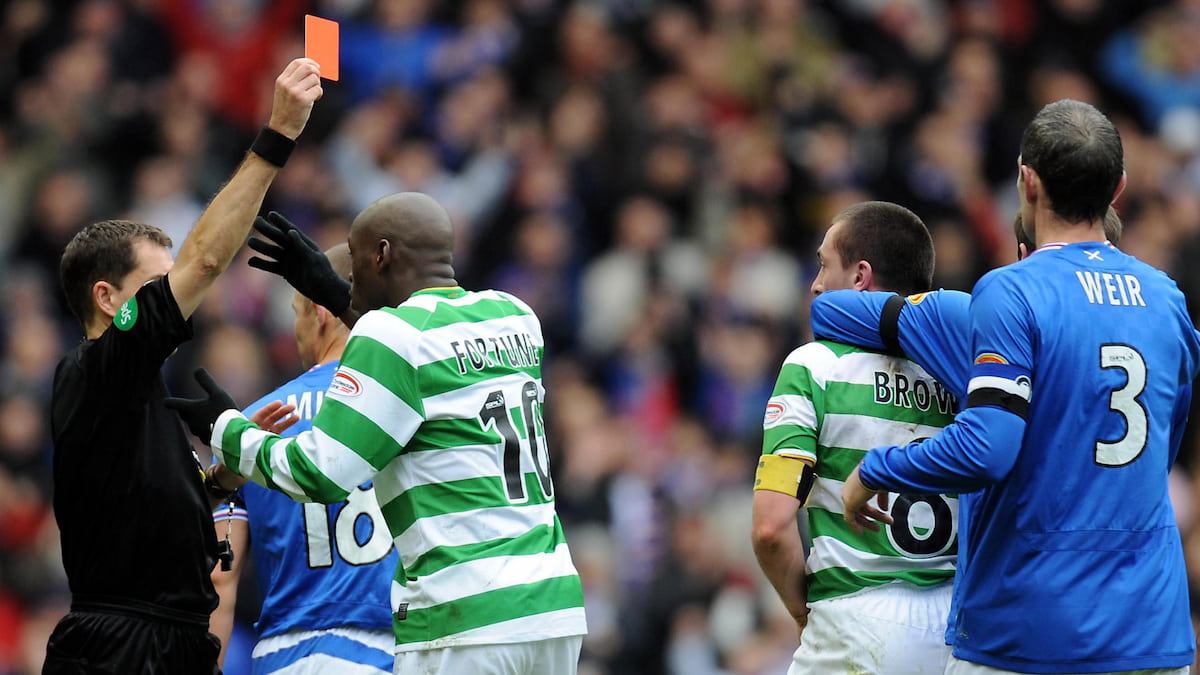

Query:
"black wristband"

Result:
[[250, 126, 296, 168]]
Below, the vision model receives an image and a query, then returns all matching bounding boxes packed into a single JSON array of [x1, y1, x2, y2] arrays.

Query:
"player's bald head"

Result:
[[324, 243, 352, 281], [351, 192, 455, 254], [347, 192, 459, 312]]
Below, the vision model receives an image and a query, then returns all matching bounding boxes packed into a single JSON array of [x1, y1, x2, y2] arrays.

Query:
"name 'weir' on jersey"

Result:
[[212, 287, 587, 652], [763, 340, 958, 602]]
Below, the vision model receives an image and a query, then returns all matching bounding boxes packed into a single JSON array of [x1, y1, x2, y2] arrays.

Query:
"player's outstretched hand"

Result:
[[841, 464, 893, 535], [249, 400, 298, 435], [268, 58, 323, 141], [247, 211, 352, 316], [165, 368, 239, 446]]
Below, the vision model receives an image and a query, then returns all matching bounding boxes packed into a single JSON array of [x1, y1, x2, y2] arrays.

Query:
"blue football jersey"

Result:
[[857, 242, 1200, 672], [237, 362, 398, 639]]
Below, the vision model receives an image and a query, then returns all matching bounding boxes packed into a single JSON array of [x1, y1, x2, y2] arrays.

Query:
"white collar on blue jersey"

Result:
[[1030, 240, 1115, 256]]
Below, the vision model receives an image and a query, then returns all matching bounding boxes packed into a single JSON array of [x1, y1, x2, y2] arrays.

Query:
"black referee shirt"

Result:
[[51, 275, 219, 618]]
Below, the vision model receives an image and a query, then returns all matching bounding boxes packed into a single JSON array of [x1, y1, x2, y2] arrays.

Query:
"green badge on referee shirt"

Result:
[[115, 297, 138, 331]]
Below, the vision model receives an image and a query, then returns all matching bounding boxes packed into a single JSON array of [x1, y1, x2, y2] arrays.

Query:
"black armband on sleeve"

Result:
[[879, 294, 906, 357], [966, 388, 1030, 419]]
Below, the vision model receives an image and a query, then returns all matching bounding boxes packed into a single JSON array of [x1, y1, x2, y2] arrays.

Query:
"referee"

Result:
[[44, 59, 321, 674]]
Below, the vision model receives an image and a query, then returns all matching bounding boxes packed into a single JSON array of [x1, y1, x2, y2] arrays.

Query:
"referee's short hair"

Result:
[[60, 220, 173, 327], [832, 201, 934, 296]]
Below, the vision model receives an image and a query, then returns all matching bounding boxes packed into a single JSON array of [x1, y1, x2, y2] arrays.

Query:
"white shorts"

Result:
[[251, 626, 394, 675], [944, 656, 1190, 675], [392, 635, 583, 675], [789, 583, 953, 675]]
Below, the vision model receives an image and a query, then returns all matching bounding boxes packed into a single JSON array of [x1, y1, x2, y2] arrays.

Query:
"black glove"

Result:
[[165, 368, 238, 446], [247, 211, 351, 316]]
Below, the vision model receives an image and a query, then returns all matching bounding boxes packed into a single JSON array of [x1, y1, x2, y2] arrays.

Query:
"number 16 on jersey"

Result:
[[478, 379, 554, 504]]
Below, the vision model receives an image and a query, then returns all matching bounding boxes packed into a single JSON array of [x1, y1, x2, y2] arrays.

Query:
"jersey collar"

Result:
[[412, 286, 467, 299], [1030, 240, 1115, 256]]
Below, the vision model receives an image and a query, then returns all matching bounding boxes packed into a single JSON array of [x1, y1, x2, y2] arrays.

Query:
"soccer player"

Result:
[[209, 244, 398, 674], [753, 201, 958, 674], [840, 100, 1199, 674], [45, 59, 322, 674], [167, 193, 587, 675]]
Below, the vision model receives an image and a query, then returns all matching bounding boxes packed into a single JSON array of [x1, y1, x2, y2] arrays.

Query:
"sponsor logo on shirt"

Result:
[[114, 297, 138, 331], [764, 402, 785, 425], [906, 292, 929, 305], [974, 352, 1008, 365], [330, 371, 362, 397]]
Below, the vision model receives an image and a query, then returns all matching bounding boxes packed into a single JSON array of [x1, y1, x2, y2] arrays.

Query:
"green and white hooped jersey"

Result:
[[214, 287, 586, 652], [762, 340, 959, 603]]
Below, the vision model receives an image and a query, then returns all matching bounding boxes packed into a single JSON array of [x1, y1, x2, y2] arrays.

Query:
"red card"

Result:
[[305, 15, 339, 82]]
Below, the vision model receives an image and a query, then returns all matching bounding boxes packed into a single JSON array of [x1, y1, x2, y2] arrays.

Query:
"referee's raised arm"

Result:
[[169, 58, 322, 319]]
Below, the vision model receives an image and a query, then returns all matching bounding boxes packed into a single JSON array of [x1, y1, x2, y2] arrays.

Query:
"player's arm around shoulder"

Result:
[[170, 59, 322, 319]]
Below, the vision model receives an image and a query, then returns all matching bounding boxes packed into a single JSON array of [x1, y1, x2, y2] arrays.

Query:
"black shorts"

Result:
[[43, 604, 220, 675]]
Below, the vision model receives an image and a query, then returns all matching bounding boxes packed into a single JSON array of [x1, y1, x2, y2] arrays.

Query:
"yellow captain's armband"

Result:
[[754, 454, 817, 504]]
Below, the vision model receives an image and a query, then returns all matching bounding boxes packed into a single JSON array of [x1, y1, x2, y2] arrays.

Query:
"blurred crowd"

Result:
[[3, 0, 1200, 673]]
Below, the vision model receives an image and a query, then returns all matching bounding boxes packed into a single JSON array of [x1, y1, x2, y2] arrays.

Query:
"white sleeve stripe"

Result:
[[967, 375, 1031, 400], [286, 427, 380, 493], [327, 364, 424, 449], [764, 394, 817, 429], [773, 449, 817, 463], [215, 410, 374, 502]]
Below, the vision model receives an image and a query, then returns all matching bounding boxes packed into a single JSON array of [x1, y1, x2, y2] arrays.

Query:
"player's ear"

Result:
[[1020, 165, 1039, 203], [375, 239, 391, 272], [1111, 171, 1127, 204], [1017, 242, 1029, 261], [311, 299, 330, 325], [853, 260, 873, 291]]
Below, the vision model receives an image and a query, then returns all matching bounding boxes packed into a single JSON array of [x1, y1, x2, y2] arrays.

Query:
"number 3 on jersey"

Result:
[[1096, 344, 1148, 467], [478, 379, 554, 503]]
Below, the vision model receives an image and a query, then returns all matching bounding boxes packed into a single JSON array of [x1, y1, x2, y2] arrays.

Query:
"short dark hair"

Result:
[[59, 220, 172, 326], [1020, 99, 1123, 224], [832, 201, 934, 296]]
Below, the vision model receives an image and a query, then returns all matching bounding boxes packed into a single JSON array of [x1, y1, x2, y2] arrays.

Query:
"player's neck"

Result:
[[1035, 213, 1105, 248], [315, 339, 346, 366]]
